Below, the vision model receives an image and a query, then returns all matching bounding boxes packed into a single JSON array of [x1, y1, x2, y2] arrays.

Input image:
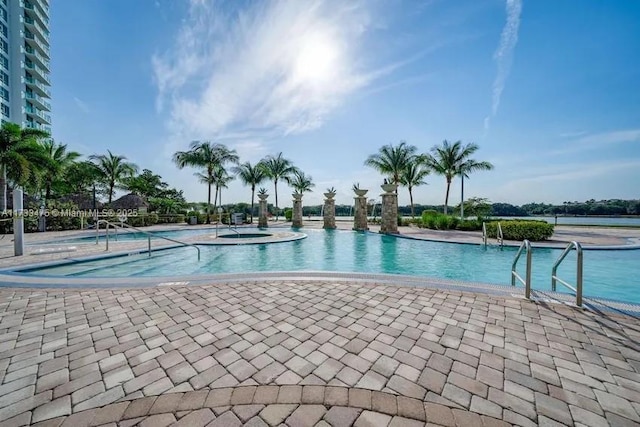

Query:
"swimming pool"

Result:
[[16, 228, 640, 304]]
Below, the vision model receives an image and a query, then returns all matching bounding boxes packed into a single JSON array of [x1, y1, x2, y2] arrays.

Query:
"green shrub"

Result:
[[421, 210, 438, 224], [486, 220, 554, 241], [397, 215, 404, 226], [284, 209, 293, 221], [457, 219, 482, 231]]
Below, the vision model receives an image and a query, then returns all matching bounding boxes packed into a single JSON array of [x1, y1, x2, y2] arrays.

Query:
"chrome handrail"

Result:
[[97, 220, 200, 261], [482, 222, 487, 248], [96, 219, 119, 248], [551, 241, 583, 307], [511, 239, 532, 300], [497, 222, 504, 247]]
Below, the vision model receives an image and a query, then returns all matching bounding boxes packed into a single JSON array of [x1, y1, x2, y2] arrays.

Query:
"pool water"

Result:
[[18, 228, 640, 304]]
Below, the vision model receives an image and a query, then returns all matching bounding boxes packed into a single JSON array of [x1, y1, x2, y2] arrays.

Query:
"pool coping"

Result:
[[1, 261, 639, 316]]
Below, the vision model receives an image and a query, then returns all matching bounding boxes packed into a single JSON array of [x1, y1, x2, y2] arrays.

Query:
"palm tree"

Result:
[[213, 165, 234, 210], [261, 152, 296, 221], [173, 141, 238, 224], [89, 150, 139, 204], [423, 140, 493, 214], [232, 161, 267, 223], [0, 122, 49, 211], [287, 169, 315, 194], [457, 159, 494, 218], [400, 162, 430, 218], [39, 140, 81, 203], [364, 142, 418, 189]]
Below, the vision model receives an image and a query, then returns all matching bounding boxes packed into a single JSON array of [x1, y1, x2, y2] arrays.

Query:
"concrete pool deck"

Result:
[[0, 222, 639, 425], [2, 280, 640, 426]]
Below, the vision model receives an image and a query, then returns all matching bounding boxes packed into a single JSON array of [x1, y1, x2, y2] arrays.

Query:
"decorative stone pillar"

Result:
[[323, 193, 336, 229], [292, 193, 303, 228], [353, 189, 369, 231], [258, 195, 268, 228], [380, 183, 399, 234]]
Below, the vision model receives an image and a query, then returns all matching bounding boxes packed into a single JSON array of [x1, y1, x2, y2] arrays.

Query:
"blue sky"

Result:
[[50, 0, 640, 207]]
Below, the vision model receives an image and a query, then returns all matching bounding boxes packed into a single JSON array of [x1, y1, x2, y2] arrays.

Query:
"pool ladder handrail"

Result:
[[98, 220, 200, 261], [511, 239, 532, 300], [551, 241, 583, 307], [96, 219, 120, 245], [482, 221, 504, 248]]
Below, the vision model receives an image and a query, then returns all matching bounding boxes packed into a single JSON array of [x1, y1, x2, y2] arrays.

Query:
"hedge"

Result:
[[485, 220, 554, 241]]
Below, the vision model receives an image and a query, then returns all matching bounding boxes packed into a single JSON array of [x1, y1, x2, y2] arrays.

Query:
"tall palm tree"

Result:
[[261, 152, 296, 221], [400, 162, 430, 218], [213, 165, 234, 210], [0, 122, 49, 211], [364, 142, 418, 190], [457, 159, 494, 218], [232, 161, 267, 223], [287, 169, 315, 194], [423, 140, 493, 214], [89, 150, 139, 204], [173, 141, 239, 224], [39, 140, 81, 203]]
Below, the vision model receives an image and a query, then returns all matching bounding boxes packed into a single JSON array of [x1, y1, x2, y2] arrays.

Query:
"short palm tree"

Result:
[[39, 140, 81, 203], [232, 161, 267, 223], [89, 150, 139, 204], [400, 162, 430, 218], [261, 152, 297, 221], [423, 140, 493, 214], [173, 141, 238, 223], [364, 142, 418, 189], [287, 169, 315, 194], [0, 122, 49, 211]]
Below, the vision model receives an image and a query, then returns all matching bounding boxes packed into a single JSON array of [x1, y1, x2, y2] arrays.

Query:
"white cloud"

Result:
[[550, 129, 640, 155], [152, 0, 393, 144], [73, 97, 90, 113], [484, 0, 522, 132]]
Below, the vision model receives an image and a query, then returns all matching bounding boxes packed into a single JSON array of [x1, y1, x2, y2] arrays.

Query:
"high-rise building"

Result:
[[1, 0, 51, 132]]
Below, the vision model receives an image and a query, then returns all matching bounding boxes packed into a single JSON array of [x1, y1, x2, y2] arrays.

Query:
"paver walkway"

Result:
[[1, 280, 640, 426]]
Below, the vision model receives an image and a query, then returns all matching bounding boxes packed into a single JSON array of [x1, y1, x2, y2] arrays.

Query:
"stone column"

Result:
[[13, 189, 24, 256], [353, 189, 369, 231], [323, 194, 336, 229], [380, 183, 399, 234], [258, 196, 268, 228], [292, 193, 303, 228]]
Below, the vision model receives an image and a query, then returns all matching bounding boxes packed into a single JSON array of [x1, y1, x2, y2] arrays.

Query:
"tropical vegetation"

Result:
[[261, 152, 297, 221], [422, 140, 493, 215], [173, 141, 239, 223]]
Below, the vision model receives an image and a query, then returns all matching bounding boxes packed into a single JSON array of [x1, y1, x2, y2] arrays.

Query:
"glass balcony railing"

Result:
[[23, 1, 49, 29], [23, 14, 49, 41], [24, 75, 51, 97], [23, 30, 50, 58], [25, 92, 51, 111], [23, 44, 50, 70], [24, 61, 50, 84]]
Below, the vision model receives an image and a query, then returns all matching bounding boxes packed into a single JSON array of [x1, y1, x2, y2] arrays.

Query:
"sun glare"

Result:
[[294, 34, 338, 83]]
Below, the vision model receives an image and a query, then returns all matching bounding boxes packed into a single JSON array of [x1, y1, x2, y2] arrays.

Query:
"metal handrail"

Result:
[[551, 241, 583, 307], [497, 222, 504, 247], [96, 219, 119, 248], [511, 240, 532, 300], [97, 220, 200, 261], [482, 222, 487, 248]]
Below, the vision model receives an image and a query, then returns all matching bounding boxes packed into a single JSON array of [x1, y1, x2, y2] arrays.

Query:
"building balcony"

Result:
[[23, 1, 49, 30], [23, 14, 49, 43], [25, 92, 51, 112], [24, 61, 50, 85], [24, 30, 50, 59], [24, 75, 50, 97], [23, 44, 50, 71]]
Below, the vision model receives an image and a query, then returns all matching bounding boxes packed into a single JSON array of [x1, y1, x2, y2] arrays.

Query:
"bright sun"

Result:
[[294, 35, 338, 82]]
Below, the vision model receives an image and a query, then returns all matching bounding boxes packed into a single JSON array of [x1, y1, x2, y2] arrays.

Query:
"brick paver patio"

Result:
[[1, 280, 640, 426]]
